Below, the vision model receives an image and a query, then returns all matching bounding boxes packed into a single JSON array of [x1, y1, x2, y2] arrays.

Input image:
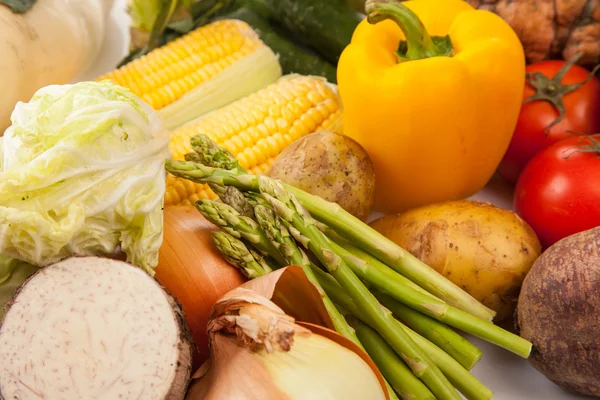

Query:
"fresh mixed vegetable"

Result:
[[1, 0, 599, 398]]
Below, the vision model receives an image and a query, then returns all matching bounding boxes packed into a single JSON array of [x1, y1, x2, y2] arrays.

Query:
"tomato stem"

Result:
[[524, 53, 600, 135], [562, 134, 600, 159]]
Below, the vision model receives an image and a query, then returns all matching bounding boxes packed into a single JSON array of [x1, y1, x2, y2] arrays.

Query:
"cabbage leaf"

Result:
[[0, 81, 170, 274]]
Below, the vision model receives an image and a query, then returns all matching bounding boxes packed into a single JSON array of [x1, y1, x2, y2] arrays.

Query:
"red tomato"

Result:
[[498, 60, 600, 184], [514, 135, 600, 248]]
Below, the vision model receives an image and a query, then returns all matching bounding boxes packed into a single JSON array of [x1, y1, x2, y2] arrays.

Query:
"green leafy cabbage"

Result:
[[0, 81, 170, 275]]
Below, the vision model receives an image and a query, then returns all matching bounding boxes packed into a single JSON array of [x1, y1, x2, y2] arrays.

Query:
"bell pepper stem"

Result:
[[366, 0, 453, 61]]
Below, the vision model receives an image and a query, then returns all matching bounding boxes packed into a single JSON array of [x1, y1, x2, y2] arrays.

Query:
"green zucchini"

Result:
[[218, 7, 338, 83], [345, 0, 366, 13], [262, 0, 364, 64]]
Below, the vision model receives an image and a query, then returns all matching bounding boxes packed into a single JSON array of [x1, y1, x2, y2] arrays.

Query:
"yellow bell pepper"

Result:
[[338, 0, 525, 213]]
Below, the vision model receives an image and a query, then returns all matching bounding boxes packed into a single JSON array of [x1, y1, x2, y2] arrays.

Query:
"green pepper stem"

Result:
[[366, 0, 454, 61]]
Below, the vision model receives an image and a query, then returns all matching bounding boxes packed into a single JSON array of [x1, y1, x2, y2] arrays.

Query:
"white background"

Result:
[[80, 1, 589, 399]]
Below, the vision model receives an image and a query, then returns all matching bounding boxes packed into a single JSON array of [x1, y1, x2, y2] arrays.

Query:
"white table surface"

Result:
[[79, 1, 588, 398]]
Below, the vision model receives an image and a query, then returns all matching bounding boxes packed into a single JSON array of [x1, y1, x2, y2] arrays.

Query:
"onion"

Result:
[[156, 206, 246, 365], [186, 274, 388, 400]]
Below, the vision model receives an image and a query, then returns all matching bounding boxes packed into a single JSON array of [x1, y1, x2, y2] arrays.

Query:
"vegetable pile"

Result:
[[165, 134, 532, 400], [1, 0, 600, 398]]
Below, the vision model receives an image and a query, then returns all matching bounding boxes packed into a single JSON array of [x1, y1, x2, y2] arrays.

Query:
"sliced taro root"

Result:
[[0, 256, 192, 400]]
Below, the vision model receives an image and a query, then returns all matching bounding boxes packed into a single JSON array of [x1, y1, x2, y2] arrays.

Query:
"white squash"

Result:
[[0, 0, 114, 133]]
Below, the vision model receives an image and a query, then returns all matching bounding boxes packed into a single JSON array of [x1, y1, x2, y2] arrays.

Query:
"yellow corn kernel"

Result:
[[165, 74, 343, 206], [97, 20, 283, 130], [99, 20, 263, 111]]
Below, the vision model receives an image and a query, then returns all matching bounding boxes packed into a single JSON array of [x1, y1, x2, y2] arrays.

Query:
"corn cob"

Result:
[[98, 20, 282, 130], [166, 74, 344, 206]]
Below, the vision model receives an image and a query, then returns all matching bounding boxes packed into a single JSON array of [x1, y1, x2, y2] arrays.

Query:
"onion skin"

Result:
[[156, 206, 246, 366]]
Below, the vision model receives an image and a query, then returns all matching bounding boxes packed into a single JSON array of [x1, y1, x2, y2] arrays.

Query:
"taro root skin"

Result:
[[0, 257, 192, 400], [517, 227, 600, 397]]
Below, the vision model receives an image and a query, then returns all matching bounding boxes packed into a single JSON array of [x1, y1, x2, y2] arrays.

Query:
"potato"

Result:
[[370, 200, 541, 322], [517, 227, 600, 397], [267, 131, 375, 221]]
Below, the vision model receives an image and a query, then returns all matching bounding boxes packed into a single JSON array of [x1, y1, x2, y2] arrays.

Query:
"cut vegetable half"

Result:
[[99, 19, 283, 130], [0, 257, 193, 400]]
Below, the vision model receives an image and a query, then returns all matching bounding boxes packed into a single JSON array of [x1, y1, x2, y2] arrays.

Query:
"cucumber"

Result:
[[262, 0, 364, 64], [345, 0, 366, 13], [218, 7, 338, 83]]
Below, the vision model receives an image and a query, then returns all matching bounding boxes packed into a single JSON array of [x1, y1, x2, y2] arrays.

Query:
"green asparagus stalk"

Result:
[[375, 291, 481, 370], [195, 199, 287, 266], [188, 134, 246, 174], [258, 176, 460, 400], [324, 235, 482, 369], [211, 230, 273, 278], [166, 155, 495, 321], [323, 227, 439, 301], [171, 134, 496, 321], [209, 225, 400, 400], [327, 232, 482, 368], [313, 267, 493, 400], [350, 316, 435, 400], [166, 159, 531, 359], [221, 185, 257, 218], [327, 238, 531, 358], [253, 203, 359, 344]]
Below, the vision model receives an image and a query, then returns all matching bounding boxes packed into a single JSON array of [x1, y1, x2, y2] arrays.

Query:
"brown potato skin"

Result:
[[370, 200, 541, 322], [517, 227, 600, 397], [267, 131, 376, 221]]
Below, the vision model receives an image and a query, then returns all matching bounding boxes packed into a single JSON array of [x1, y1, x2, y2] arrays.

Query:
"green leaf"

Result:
[[0, 0, 37, 13]]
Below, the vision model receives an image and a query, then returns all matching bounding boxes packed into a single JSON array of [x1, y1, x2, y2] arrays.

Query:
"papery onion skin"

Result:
[[155, 206, 246, 366]]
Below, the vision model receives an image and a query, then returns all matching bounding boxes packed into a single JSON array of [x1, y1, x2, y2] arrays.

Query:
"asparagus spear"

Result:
[[169, 135, 496, 321], [210, 228, 400, 400], [211, 230, 273, 278], [195, 199, 287, 266], [350, 316, 435, 400], [324, 233, 482, 368], [375, 291, 481, 370], [323, 226, 439, 300], [258, 176, 460, 400], [188, 134, 245, 174], [222, 185, 256, 218], [327, 238, 531, 358], [314, 267, 493, 400], [253, 204, 359, 343]]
